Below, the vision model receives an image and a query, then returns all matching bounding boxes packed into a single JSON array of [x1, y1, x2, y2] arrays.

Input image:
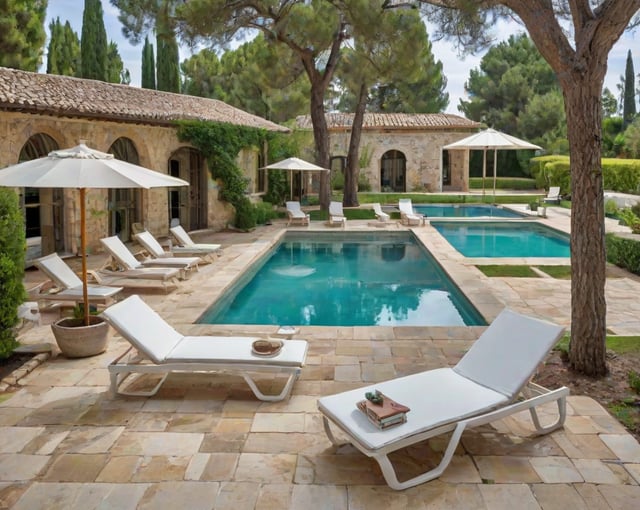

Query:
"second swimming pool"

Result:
[[431, 221, 570, 258], [413, 204, 524, 218], [199, 232, 485, 327]]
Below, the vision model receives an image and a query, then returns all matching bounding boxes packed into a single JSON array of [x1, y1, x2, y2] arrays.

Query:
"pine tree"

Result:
[[46, 18, 80, 76], [623, 50, 637, 128], [141, 36, 156, 89], [80, 0, 108, 81], [0, 0, 47, 71]]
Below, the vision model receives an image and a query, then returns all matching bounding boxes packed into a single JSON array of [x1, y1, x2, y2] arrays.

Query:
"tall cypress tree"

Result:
[[80, 0, 108, 81], [156, 7, 180, 93], [141, 35, 156, 89], [47, 18, 80, 76], [623, 50, 637, 128]]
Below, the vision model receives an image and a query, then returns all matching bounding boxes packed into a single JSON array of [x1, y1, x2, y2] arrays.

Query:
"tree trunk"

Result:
[[343, 82, 368, 207], [564, 77, 608, 377], [309, 81, 331, 210]]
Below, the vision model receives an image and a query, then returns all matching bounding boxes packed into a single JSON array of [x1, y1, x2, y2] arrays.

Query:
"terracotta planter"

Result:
[[51, 316, 110, 358]]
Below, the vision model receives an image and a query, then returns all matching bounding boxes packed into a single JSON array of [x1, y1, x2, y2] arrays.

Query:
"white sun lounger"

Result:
[[134, 230, 209, 264], [285, 201, 310, 226], [169, 225, 222, 254], [398, 199, 426, 226], [544, 186, 561, 204], [32, 253, 122, 305], [101, 235, 199, 276], [317, 308, 568, 490], [372, 203, 390, 222], [102, 295, 308, 401], [329, 201, 347, 228]]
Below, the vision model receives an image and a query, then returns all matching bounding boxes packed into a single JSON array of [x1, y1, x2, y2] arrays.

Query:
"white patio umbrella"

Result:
[[444, 128, 541, 199], [0, 142, 189, 325], [262, 157, 329, 200]]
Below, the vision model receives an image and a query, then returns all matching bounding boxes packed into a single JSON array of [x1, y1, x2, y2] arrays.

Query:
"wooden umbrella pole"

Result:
[[80, 188, 90, 326]]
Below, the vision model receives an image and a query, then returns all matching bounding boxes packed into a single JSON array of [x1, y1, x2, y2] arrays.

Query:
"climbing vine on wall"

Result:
[[177, 121, 267, 229]]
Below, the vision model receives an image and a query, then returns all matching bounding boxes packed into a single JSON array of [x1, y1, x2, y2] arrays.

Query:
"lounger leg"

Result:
[[374, 421, 468, 490], [242, 370, 299, 402], [528, 393, 567, 434], [322, 416, 349, 446], [110, 370, 169, 397]]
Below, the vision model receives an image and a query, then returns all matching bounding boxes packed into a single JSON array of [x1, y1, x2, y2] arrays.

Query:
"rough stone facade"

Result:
[[296, 113, 481, 193], [0, 67, 286, 258]]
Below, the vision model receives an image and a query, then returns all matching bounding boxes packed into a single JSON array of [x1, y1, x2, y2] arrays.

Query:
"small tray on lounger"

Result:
[[252, 339, 284, 357]]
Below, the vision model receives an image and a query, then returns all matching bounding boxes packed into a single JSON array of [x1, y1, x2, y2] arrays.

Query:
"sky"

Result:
[[43, 1, 639, 116]]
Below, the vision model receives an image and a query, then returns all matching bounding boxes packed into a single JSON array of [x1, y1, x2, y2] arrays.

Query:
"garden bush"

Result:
[[531, 155, 640, 196], [606, 233, 640, 275], [0, 188, 27, 358], [469, 177, 537, 190]]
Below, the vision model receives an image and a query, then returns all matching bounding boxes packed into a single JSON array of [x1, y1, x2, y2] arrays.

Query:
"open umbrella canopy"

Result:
[[262, 157, 329, 172], [443, 128, 542, 151], [443, 128, 541, 198], [0, 142, 189, 325], [0, 143, 189, 189], [262, 157, 329, 201]]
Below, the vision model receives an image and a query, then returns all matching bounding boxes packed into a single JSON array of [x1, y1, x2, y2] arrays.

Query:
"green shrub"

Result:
[[254, 201, 277, 224], [0, 189, 27, 358], [331, 171, 344, 191], [233, 196, 257, 230], [606, 233, 640, 274], [358, 173, 372, 192], [469, 177, 537, 190], [629, 370, 640, 394]]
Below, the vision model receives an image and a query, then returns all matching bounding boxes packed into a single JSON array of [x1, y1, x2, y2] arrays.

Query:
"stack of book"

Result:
[[356, 391, 410, 429]]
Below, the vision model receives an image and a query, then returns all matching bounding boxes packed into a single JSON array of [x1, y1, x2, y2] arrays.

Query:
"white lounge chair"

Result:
[[329, 201, 347, 228], [32, 253, 122, 305], [317, 308, 568, 490], [102, 295, 308, 401], [544, 186, 561, 204], [134, 230, 209, 264], [169, 225, 222, 254], [285, 201, 310, 226], [398, 199, 426, 226], [101, 235, 198, 277], [372, 203, 390, 222]]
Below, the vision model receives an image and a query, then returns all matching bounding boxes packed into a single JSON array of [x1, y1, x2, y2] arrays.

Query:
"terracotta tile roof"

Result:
[[295, 112, 480, 130], [0, 67, 289, 132]]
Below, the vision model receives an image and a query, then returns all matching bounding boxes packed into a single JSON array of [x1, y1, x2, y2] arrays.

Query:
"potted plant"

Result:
[[529, 199, 539, 212], [50, 304, 110, 358]]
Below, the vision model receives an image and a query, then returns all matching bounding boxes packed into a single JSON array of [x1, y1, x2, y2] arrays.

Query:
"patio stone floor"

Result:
[[3, 206, 640, 508]]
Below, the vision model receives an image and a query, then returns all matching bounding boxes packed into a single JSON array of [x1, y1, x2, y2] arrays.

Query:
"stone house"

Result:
[[296, 113, 481, 193], [0, 67, 287, 259]]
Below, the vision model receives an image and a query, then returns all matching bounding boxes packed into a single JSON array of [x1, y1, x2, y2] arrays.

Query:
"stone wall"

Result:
[[329, 129, 473, 192], [0, 111, 244, 254]]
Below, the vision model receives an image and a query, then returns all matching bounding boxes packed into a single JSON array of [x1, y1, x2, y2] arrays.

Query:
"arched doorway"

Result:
[[18, 134, 64, 255], [380, 150, 406, 192], [168, 147, 207, 231], [108, 138, 141, 241]]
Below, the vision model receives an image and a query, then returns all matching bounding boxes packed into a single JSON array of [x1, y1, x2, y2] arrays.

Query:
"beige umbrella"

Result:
[[0, 143, 188, 324], [444, 128, 542, 199], [262, 157, 329, 200]]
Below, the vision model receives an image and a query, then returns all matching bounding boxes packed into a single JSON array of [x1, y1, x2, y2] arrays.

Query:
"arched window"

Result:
[[380, 150, 406, 192], [108, 138, 140, 240]]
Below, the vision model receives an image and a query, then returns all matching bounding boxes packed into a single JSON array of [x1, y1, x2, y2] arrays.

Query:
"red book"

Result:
[[356, 392, 410, 428]]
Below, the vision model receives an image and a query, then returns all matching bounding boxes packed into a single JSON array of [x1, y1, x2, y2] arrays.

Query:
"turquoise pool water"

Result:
[[431, 221, 570, 258], [413, 204, 524, 218], [199, 232, 485, 327]]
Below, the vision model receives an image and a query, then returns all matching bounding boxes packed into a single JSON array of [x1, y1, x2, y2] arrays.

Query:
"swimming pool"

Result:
[[431, 221, 570, 258], [199, 232, 485, 327], [413, 204, 524, 218]]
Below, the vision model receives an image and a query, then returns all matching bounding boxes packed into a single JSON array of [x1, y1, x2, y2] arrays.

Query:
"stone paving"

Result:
[[3, 206, 640, 509]]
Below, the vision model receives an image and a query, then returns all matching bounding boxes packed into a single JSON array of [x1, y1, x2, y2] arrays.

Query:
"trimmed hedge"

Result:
[[469, 177, 537, 190], [530, 155, 640, 196], [0, 189, 27, 358], [606, 233, 640, 275]]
